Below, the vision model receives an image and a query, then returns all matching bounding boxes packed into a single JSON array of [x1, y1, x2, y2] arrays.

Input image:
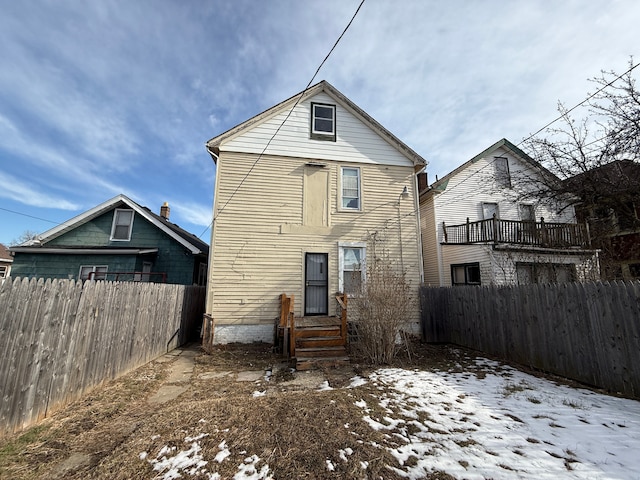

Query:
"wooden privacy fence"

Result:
[[421, 281, 640, 398], [0, 277, 206, 435]]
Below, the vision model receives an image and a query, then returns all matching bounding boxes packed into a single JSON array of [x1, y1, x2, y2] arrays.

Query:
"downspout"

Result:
[[414, 173, 425, 283], [205, 145, 220, 315]]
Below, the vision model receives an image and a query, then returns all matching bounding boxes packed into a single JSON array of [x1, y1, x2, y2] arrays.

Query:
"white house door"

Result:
[[305, 253, 328, 316]]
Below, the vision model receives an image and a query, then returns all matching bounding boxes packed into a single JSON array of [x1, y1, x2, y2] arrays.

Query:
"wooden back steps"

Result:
[[278, 293, 349, 371]]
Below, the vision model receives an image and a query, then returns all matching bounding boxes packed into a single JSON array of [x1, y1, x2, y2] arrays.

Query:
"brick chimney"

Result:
[[160, 202, 170, 220], [417, 171, 428, 192]]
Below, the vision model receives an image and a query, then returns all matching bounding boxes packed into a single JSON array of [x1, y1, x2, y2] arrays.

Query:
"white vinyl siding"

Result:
[[422, 145, 592, 286], [222, 92, 414, 168]]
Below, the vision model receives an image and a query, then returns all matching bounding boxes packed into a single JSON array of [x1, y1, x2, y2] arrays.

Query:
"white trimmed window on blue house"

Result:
[[111, 209, 134, 241]]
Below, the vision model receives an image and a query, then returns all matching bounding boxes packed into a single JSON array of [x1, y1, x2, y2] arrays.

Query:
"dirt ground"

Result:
[[0, 342, 537, 479]]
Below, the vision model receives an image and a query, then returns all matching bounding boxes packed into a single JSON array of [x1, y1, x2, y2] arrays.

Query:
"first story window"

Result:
[[339, 243, 366, 295], [516, 262, 576, 284], [310, 102, 336, 140], [451, 262, 481, 285], [79, 265, 108, 281], [0, 265, 7, 278], [110, 209, 134, 241], [341, 167, 361, 210]]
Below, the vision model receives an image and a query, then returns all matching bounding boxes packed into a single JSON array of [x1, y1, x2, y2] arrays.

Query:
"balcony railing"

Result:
[[442, 215, 590, 248]]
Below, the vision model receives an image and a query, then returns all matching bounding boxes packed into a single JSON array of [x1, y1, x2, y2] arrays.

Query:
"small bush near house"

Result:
[[349, 257, 415, 364]]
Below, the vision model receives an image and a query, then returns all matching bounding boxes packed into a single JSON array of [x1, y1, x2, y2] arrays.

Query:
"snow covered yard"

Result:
[[141, 354, 640, 480], [2, 343, 639, 479]]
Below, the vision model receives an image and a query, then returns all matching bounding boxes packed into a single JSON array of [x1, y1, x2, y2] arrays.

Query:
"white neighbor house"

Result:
[[205, 81, 426, 344], [419, 139, 599, 286]]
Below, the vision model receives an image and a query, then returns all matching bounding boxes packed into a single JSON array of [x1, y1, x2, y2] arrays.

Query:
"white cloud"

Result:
[[0, 172, 80, 210]]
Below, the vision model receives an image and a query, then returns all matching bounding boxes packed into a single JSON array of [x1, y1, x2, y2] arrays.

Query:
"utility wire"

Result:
[[0, 206, 59, 224], [517, 60, 640, 147], [199, 0, 366, 240]]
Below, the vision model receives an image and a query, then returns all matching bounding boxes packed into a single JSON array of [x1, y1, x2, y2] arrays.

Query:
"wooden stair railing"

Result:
[[280, 292, 350, 369]]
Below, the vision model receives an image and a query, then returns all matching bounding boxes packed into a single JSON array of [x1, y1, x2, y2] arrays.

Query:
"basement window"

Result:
[[310, 103, 336, 141]]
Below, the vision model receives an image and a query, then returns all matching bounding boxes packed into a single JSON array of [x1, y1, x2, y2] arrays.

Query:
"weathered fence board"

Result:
[[421, 281, 640, 398], [0, 277, 205, 435]]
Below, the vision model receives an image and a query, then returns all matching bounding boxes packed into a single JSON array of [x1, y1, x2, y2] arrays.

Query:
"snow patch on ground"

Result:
[[356, 363, 640, 479]]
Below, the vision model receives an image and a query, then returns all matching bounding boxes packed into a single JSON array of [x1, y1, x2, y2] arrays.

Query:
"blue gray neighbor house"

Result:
[[10, 194, 208, 285]]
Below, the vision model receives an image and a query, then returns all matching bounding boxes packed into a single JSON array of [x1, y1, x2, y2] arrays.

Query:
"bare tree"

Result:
[[9, 230, 40, 247], [520, 59, 640, 279]]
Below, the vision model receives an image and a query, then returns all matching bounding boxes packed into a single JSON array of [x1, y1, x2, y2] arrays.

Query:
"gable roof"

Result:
[[424, 138, 557, 194], [205, 80, 426, 170], [17, 195, 208, 255], [0, 243, 13, 263], [564, 159, 640, 198]]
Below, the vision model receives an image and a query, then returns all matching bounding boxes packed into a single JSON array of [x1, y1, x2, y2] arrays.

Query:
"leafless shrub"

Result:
[[348, 257, 415, 364]]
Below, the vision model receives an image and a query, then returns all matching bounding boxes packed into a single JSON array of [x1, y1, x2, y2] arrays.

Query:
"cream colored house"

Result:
[[205, 81, 427, 343], [419, 139, 599, 286]]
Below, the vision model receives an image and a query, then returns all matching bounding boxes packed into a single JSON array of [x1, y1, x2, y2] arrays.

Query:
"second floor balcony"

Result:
[[442, 215, 590, 248]]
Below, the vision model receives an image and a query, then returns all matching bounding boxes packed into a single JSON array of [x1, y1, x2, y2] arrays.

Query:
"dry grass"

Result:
[[0, 342, 485, 480]]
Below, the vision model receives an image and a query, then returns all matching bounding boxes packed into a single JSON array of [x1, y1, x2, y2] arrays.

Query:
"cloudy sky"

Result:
[[0, 0, 638, 245]]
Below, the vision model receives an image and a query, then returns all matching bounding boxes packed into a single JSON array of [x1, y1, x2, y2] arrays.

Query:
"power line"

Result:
[[0, 206, 59, 225], [517, 60, 640, 147], [199, 0, 366, 239]]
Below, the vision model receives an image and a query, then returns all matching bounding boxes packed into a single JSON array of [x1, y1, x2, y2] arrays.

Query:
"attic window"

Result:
[[110, 209, 134, 241], [494, 156, 511, 188], [310, 103, 336, 141]]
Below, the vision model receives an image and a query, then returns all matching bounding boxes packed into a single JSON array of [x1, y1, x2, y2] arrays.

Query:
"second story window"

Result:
[[494, 156, 511, 188], [341, 167, 361, 210], [111, 209, 134, 241], [310, 103, 336, 141]]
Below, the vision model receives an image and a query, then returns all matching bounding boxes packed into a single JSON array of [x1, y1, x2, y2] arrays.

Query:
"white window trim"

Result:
[[310, 102, 336, 137], [110, 208, 135, 241], [79, 265, 108, 281], [338, 241, 366, 295], [339, 166, 362, 212]]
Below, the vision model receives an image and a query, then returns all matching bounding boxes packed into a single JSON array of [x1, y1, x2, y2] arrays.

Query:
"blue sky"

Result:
[[1, 0, 638, 246]]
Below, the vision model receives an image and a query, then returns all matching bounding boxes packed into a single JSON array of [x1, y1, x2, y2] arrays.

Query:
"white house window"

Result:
[[0, 265, 7, 278], [451, 263, 481, 285], [110, 209, 134, 241], [516, 262, 576, 284], [79, 265, 108, 281], [310, 103, 336, 141], [494, 156, 511, 188], [341, 167, 361, 210], [482, 202, 499, 220], [339, 242, 366, 295]]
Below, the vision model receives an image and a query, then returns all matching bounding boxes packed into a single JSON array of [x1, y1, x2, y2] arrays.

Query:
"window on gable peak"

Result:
[[310, 103, 336, 141], [110, 208, 134, 241], [494, 156, 511, 188]]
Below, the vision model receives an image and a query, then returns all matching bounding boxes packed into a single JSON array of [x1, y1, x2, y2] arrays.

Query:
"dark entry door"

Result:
[[305, 253, 328, 315]]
